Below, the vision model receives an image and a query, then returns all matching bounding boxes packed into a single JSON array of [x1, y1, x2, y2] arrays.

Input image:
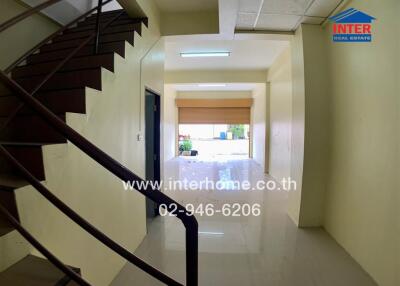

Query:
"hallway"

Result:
[[112, 158, 376, 286]]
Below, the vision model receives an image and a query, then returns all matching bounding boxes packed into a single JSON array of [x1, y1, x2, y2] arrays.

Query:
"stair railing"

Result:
[[0, 1, 198, 285]]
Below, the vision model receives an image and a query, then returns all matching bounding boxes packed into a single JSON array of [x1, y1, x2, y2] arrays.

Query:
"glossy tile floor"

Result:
[[111, 157, 377, 286]]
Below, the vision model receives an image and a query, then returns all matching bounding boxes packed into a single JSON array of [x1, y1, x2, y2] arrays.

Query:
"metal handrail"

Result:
[[0, 0, 199, 285]]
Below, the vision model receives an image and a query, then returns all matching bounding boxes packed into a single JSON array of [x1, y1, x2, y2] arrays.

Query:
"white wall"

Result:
[[267, 47, 292, 182]]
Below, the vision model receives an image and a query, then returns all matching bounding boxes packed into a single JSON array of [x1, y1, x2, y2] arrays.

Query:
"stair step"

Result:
[[27, 41, 126, 65], [0, 255, 80, 286], [0, 89, 86, 117], [83, 10, 128, 21], [43, 31, 134, 54], [78, 17, 145, 28], [86, 9, 125, 18], [53, 28, 135, 45], [78, 12, 132, 26], [76, 17, 142, 30], [12, 54, 114, 78], [0, 115, 67, 144], [65, 21, 141, 35], [15, 68, 102, 92], [0, 143, 46, 180], [41, 27, 137, 53]]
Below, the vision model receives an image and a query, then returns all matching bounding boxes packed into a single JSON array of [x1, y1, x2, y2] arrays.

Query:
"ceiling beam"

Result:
[[218, 0, 239, 39]]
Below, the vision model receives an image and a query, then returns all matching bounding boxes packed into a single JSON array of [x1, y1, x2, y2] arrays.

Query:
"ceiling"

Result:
[[154, 0, 218, 12], [165, 39, 289, 71], [236, 0, 343, 31], [173, 83, 257, 92]]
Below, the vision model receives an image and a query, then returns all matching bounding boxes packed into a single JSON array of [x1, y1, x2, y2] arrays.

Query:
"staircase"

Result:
[[0, 9, 149, 284], [0, 1, 198, 285], [0, 9, 146, 229]]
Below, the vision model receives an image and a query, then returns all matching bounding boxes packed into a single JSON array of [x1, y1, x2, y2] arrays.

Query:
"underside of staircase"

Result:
[[0, 255, 80, 285], [0, 9, 148, 283]]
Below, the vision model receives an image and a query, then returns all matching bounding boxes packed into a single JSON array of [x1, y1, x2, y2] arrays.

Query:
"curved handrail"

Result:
[[0, 203, 90, 286], [0, 0, 199, 285]]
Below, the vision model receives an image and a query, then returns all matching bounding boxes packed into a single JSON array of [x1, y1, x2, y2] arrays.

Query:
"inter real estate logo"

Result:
[[329, 8, 376, 42]]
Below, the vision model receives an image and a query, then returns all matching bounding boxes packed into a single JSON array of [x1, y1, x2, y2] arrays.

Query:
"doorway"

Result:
[[145, 89, 161, 218], [178, 124, 250, 159]]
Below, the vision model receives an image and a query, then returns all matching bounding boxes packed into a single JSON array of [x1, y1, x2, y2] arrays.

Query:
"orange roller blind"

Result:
[[179, 107, 251, 124]]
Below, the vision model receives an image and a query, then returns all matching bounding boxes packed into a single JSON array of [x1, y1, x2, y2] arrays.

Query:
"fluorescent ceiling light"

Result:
[[198, 84, 227, 87], [181, 52, 230, 58], [199, 231, 224, 236]]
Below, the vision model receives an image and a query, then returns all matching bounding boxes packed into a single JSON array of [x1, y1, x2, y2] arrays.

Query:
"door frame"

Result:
[[145, 88, 161, 218]]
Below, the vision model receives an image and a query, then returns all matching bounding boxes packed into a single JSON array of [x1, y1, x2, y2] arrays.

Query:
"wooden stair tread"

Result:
[[0, 255, 79, 286]]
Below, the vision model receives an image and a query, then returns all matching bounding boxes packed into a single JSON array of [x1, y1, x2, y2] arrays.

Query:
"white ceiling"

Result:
[[154, 0, 218, 12], [237, 0, 343, 31], [165, 39, 289, 71]]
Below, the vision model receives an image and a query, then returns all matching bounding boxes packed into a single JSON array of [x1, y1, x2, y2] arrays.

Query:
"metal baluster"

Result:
[[94, 0, 103, 54]]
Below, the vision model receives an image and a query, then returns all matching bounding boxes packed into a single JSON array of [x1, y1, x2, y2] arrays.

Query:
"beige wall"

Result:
[[287, 26, 305, 224], [267, 47, 292, 182], [251, 84, 268, 170], [161, 11, 219, 36], [165, 70, 268, 84], [321, 1, 399, 285], [163, 84, 178, 161], [300, 24, 330, 226], [288, 24, 330, 227], [12, 1, 165, 285], [0, 0, 60, 70]]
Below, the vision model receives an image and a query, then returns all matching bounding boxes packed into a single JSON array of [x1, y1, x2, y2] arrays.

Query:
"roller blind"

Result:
[[176, 99, 252, 124]]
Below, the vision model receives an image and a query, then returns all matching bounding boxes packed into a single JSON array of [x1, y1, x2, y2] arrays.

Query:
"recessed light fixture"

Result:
[[180, 52, 230, 58], [198, 84, 227, 87]]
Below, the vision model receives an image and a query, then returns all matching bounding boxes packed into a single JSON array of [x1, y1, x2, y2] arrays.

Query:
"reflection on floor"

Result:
[[111, 158, 377, 286]]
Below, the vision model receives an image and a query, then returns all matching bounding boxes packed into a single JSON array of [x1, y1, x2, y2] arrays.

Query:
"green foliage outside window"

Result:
[[228, 125, 245, 139]]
